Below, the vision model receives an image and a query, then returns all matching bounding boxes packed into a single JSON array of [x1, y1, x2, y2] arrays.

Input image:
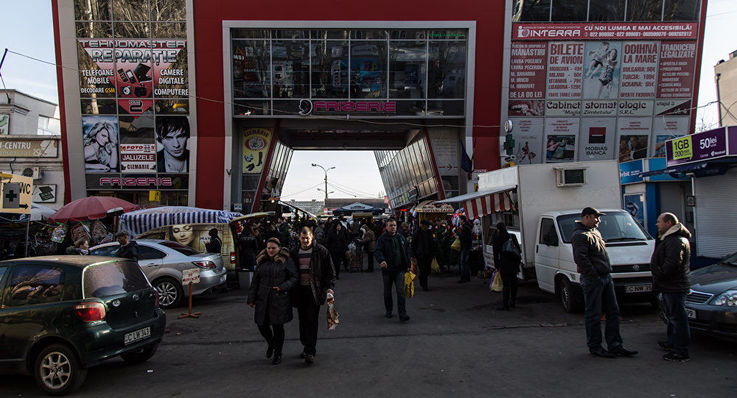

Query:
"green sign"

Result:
[[671, 136, 692, 160]]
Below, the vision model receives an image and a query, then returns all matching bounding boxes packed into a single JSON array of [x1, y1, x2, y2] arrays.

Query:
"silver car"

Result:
[[90, 239, 227, 308]]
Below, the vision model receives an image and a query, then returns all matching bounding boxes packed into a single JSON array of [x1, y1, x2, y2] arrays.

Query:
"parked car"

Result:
[[683, 251, 737, 340], [0, 256, 166, 395], [89, 239, 227, 309]]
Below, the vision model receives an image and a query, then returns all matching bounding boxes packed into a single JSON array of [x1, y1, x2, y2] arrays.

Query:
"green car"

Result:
[[0, 256, 166, 395]]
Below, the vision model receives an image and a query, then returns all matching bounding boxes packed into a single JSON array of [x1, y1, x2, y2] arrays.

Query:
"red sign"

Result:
[[546, 42, 583, 99], [657, 41, 696, 99], [509, 42, 547, 100], [513, 23, 698, 41]]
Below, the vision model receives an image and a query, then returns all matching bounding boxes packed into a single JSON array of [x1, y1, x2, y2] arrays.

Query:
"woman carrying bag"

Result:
[[247, 238, 298, 365], [493, 223, 522, 311]]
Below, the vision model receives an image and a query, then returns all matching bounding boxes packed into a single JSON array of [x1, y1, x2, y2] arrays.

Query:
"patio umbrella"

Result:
[[49, 196, 139, 223]]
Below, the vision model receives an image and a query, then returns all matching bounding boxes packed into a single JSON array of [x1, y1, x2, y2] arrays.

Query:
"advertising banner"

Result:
[[617, 100, 653, 117], [583, 41, 622, 99], [655, 99, 692, 116], [546, 42, 583, 99], [32, 184, 56, 203], [666, 127, 728, 166], [579, 117, 616, 161], [509, 42, 547, 100], [617, 117, 652, 162], [120, 143, 157, 173], [82, 115, 119, 172], [623, 193, 646, 227], [619, 160, 645, 185], [242, 128, 273, 174], [619, 42, 659, 99], [544, 118, 579, 162], [0, 139, 58, 158], [652, 116, 689, 157], [509, 100, 545, 116], [512, 23, 698, 41], [657, 41, 696, 99], [155, 116, 190, 173], [582, 100, 617, 116], [545, 100, 581, 116], [509, 117, 544, 164]]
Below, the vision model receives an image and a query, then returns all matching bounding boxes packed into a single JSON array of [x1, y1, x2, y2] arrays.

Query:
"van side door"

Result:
[[535, 217, 560, 293]]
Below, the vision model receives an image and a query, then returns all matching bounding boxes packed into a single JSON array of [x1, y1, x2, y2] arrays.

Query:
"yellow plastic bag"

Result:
[[450, 238, 461, 252], [431, 257, 441, 273], [404, 271, 416, 298], [491, 271, 503, 292]]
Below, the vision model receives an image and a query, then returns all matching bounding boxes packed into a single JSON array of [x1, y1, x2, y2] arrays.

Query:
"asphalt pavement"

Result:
[[2, 267, 736, 397]]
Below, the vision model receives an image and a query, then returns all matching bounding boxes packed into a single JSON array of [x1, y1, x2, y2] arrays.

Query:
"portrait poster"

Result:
[[617, 117, 652, 162], [242, 128, 273, 174], [582, 41, 622, 100], [155, 116, 190, 173], [546, 42, 583, 99], [544, 118, 579, 163], [579, 117, 616, 161], [509, 117, 544, 164], [82, 115, 119, 172], [652, 116, 689, 157], [619, 41, 659, 99]]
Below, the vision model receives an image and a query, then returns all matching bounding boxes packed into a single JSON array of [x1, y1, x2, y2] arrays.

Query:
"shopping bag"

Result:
[[491, 271, 503, 292], [431, 257, 441, 273], [326, 292, 339, 330], [450, 238, 461, 252], [404, 271, 416, 298]]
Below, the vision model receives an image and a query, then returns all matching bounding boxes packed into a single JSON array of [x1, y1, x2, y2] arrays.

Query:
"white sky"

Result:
[[1, 0, 734, 201]]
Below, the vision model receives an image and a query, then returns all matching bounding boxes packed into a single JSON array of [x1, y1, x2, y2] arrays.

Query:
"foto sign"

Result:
[[182, 268, 200, 285], [0, 173, 32, 214]]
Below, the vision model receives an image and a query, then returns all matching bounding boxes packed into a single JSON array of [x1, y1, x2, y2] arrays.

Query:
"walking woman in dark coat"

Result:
[[247, 238, 298, 365], [493, 222, 522, 311]]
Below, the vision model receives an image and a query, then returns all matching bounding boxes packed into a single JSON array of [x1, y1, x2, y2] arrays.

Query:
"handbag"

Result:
[[491, 271, 503, 292], [404, 271, 416, 298], [450, 238, 461, 252], [431, 257, 441, 273]]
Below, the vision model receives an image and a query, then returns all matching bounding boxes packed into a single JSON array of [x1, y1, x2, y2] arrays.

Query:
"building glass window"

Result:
[[233, 40, 271, 98], [112, 0, 149, 21], [589, 0, 626, 21], [150, 0, 186, 22], [551, 0, 588, 21], [663, 0, 700, 21], [311, 41, 349, 98], [389, 41, 427, 99], [428, 41, 465, 99], [627, 0, 664, 21], [76, 21, 113, 38], [272, 39, 310, 98], [38, 116, 61, 135], [512, 0, 551, 22], [74, 0, 112, 21], [350, 41, 387, 99], [114, 22, 150, 38]]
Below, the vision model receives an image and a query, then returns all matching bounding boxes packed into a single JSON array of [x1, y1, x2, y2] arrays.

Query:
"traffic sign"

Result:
[[0, 173, 32, 214], [182, 268, 201, 285]]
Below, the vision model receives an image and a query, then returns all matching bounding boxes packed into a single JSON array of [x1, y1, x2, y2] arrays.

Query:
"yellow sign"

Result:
[[242, 128, 273, 174], [0, 173, 33, 214], [149, 190, 161, 202], [671, 136, 692, 160]]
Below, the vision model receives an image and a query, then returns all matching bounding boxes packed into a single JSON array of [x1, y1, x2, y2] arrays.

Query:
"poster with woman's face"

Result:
[[82, 115, 119, 172], [166, 224, 228, 254]]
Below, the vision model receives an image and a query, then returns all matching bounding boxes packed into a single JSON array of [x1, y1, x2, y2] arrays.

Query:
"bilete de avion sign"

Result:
[[666, 126, 737, 166]]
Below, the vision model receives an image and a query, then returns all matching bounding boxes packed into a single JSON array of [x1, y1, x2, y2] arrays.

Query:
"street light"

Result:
[[312, 163, 335, 203]]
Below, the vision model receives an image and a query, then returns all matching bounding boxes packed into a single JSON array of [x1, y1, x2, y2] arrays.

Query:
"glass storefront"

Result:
[[513, 0, 701, 22], [375, 133, 439, 208]]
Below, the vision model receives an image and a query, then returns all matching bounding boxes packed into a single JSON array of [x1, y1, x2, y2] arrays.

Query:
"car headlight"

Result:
[[712, 290, 737, 306]]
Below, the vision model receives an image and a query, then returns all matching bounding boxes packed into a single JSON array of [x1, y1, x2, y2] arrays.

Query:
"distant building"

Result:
[[0, 90, 64, 209], [325, 198, 388, 211], [715, 50, 737, 127], [285, 199, 325, 216]]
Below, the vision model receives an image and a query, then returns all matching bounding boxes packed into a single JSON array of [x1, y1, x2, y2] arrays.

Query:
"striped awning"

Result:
[[119, 206, 243, 237], [436, 185, 516, 220]]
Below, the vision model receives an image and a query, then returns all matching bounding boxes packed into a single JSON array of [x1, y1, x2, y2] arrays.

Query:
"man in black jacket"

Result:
[[458, 216, 473, 283], [572, 207, 637, 358], [651, 212, 692, 362], [290, 226, 335, 364], [412, 221, 435, 291], [116, 231, 139, 261], [375, 219, 415, 322]]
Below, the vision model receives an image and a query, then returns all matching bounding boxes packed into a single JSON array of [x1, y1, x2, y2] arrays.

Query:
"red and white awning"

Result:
[[436, 185, 516, 220]]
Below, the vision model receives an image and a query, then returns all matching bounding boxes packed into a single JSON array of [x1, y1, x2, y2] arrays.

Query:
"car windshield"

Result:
[[557, 212, 652, 243], [159, 241, 201, 256], [83, 260, 150, 298]]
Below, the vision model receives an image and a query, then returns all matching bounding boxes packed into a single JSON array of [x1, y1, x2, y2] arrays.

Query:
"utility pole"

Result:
[[311, 163, 335, 204]]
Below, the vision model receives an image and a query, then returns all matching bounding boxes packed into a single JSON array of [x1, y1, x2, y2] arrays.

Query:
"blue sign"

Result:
[[623, 193, 646, 227], [619, 159, 644, 185], [647, 157, 689, 182]]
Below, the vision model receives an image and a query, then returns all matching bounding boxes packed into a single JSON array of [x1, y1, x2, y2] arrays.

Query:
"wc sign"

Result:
[[0, 173, 33, 214]]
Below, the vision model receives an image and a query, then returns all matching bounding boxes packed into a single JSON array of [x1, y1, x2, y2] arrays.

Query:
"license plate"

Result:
[[686, 308, 696, 319], [124, 327, 151, 345], [625, 284, 652, 293]]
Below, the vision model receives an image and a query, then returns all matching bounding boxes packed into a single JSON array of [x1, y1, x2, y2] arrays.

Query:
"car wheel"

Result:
[[121, 342, 159, 364], [154, 277, 183, 308], [559, 278, 582, 313], [34, 343, 87, 396]]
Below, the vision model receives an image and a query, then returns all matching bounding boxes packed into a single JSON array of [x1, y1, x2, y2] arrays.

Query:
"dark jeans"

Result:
[[581, 274, 623, 351], [296, 285, 320, 355], [501, 272, 518, 308], [330, 251, 345, 277], [417, 256, 432, 289], [257, 324, 285, 355], [662, 292, 691, 356], [459, 249, 471, 281], [365, 251, 374, 272], [382, 269, 407, 317]]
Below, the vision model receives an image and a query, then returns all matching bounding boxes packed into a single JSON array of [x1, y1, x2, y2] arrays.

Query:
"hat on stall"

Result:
[[581, 207, 605, 217]]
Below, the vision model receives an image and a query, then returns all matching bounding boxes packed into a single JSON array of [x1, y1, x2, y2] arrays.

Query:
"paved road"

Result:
[[2, 269, 736, 397]]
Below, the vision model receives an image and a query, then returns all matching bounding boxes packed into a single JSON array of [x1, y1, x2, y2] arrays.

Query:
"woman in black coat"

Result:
[[247, 237, 297, 365], [493, 223, 522, 311]]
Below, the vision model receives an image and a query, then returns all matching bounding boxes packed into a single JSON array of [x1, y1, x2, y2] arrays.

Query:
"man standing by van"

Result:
[[651, 212, 691, 362], [572, 207, 637, 358]]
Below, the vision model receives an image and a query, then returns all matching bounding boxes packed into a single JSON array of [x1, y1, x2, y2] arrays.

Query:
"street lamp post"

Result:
[[311, 163, 335, 203]]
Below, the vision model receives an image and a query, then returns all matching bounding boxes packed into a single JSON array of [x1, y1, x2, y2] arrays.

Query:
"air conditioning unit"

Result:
[[554, 167, 586, 187], [22, 167, 42, 180]]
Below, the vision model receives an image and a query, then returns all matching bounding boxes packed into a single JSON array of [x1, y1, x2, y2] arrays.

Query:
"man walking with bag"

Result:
[[572, 207, 637, 358], [651, 212, 692, 362], [376, 219, 415, 322]]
